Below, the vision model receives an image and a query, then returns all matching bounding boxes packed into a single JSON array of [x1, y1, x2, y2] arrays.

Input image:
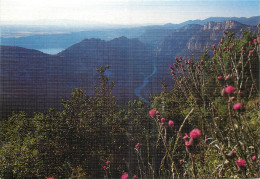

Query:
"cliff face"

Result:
[[203, 20, 245, 30], [159, 20, 257, 57], [190, 20, 256, 50]]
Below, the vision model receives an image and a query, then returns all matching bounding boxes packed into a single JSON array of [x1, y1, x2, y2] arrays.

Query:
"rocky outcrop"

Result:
[[203, 20, 245, 30], [159, 20, 257, 58]]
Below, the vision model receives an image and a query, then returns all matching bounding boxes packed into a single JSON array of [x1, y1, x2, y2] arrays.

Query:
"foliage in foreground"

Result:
[[0, 32, 259, 178]]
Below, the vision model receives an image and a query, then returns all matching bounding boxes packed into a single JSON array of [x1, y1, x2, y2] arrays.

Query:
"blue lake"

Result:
[[39, 48, 64, 55]]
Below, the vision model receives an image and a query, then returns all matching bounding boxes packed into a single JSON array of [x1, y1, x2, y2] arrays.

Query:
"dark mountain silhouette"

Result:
[[58, 36, 155, 100], [0, 46, 76, 117], [0, 37, 154, 118]]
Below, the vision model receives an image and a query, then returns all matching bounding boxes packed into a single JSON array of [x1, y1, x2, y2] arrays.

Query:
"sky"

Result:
[[0, 0, 259, 25]]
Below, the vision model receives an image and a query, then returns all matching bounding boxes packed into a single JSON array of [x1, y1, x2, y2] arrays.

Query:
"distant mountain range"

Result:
[[176, 16, 260, 26], [1, 16, 259, 51], [0, 18, 259, 118]]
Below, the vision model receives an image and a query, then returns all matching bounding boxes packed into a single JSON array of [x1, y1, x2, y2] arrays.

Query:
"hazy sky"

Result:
[[1, 0, 259, 25]]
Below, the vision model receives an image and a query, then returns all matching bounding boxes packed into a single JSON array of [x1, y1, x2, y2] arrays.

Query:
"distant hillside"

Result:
[[0, 46, 64, 117]]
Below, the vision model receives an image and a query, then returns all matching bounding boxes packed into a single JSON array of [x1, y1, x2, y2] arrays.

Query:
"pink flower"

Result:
[[185, 60, 187, 64], [133, 175, 137, 179], [225, 86, 235, 94], [183, 133, 189, 141], [233, 103, 242, 110], [175, 57, 178, 61], [180, 160, 183, 164], [252, 156, 256, 161], [249, 41, 252, 45], [169, 66, 173, 70], [135, 143, 140, 148], [189, 129, 201, 139], [188, 59, 191, 63], [149, 109, 157, 118], [161, 118, 165, 123], [217, 76, 223, 80], [106, 161, 111, 164], [213, 50, 216, 54], [249, 50, 253, 55], [121, 173, 129, 179], [213, 44, 216, 48], [235, 159, 245, 167], [173, 63, 177, 68], [225, 75, 229, 81], [258, 37, 260, 42], [253, 39, 257, 43], [201, 59, 203, 63], [185, 141, 192, 146], [47, 177, 55, 179], [103, 166, 106, 169], [168, 120, 174, 127]]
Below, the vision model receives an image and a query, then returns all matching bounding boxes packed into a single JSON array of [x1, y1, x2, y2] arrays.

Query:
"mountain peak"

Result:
[[58, 36, 146, 57], [81, 38, 104, 43], [114, 36, 128, 40], [108, 36, 145, 48]]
